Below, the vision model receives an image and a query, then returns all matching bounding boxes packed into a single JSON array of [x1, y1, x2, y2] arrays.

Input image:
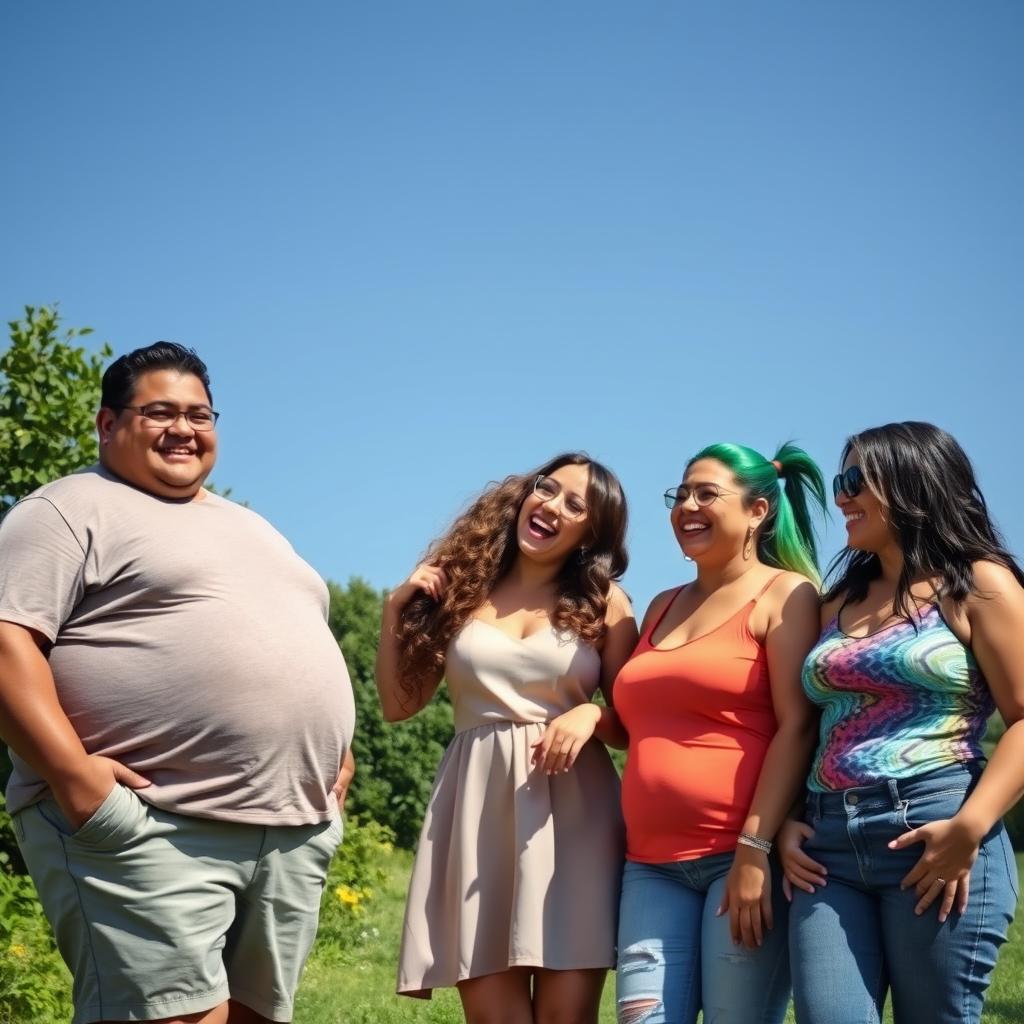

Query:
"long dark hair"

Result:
[[396, 452, 628, 703], [823, 421, 1024, 617]]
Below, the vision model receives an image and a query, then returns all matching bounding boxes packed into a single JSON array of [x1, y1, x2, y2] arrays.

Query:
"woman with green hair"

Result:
[[613, 442, 826, 1024]]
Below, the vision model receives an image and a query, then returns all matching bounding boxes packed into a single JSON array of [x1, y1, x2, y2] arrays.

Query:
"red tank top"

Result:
[[615, 575, 782, 862]]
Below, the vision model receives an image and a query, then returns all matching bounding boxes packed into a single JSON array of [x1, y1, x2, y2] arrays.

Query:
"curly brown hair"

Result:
[[396, 452, 629, 706]]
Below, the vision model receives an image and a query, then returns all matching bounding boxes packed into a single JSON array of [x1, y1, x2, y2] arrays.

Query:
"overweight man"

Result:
[[0, 342, 356, 1024]]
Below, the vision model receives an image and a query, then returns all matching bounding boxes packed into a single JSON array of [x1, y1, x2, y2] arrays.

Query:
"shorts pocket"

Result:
[[37, 785, 145, 851]]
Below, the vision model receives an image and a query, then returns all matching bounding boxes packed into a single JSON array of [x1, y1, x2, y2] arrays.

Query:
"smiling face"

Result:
[[670, 457, 767, 565], [97, 369, 217, 499], [835, 450, 894, 554], [515, 462, 593, 567]]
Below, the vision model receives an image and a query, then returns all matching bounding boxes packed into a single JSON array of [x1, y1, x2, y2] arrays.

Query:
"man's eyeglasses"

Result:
[[115, 403, 220, 431], [832, 465, 865, 501], [663, 484, 738, 510], [534, 476, 588, 521]]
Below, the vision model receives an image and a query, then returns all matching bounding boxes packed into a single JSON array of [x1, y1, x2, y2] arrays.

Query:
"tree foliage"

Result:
[[0, 306, 110, 514], [327, 578, 453, 849]]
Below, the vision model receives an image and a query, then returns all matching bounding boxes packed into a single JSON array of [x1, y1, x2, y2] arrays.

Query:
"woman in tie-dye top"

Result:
[[780, 422, 1024, 1024]]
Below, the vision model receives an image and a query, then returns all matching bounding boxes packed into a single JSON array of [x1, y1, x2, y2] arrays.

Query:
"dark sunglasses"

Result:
[[832, 465, 866, 500]]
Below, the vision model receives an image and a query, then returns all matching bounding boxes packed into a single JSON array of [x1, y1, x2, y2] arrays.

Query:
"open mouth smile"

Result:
[[527, 514, 559, 540]]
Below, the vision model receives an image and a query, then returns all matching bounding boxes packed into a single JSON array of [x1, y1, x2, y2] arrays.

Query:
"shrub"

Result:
[[316, 815, 395, 961], [0, 870, 71, 1023], [328, 579, 454, 849]]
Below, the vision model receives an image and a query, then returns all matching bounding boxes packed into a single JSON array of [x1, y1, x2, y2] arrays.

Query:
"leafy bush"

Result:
[[315, 815, 395, 961], [328, 579, 453, 849], [0, 791, 27, 877], [0, 870, 71, 1023]]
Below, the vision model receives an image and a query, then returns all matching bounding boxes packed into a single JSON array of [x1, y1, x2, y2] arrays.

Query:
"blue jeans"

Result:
[[790, 764, 1018, 1024], [616, 851, 790, 1024]]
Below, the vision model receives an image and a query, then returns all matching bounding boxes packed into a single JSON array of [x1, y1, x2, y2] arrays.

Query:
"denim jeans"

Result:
[[790, 764, 1018, 1024], [616, 851, 791, 1024]]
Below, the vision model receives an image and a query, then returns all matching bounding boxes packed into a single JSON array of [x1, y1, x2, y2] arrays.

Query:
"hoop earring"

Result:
[[743, 526, 754, 561]]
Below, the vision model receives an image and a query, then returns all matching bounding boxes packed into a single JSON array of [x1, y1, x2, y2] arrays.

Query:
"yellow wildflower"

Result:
[[7, 944, 28, 959], [336, 885, 361, 907]]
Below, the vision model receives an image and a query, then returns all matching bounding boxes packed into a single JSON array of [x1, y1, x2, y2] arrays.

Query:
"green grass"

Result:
[[295, 852, 1024, 1024]]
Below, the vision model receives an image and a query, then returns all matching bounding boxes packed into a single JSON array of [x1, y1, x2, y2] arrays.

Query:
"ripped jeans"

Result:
[[616, 852, 790, 1024]]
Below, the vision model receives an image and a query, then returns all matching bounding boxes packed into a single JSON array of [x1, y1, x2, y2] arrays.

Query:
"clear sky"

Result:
[[2, 2, 1021, 614]]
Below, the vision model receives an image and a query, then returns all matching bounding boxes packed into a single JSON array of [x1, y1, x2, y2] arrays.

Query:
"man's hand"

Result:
[[51, 755, 151, 831], [331, 749, 356, 813]]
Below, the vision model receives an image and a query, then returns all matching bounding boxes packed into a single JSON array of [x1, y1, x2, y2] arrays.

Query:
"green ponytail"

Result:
[[688, 441, 828, 586]]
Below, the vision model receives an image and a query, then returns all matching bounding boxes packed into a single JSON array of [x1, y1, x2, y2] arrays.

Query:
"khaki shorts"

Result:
[[13, 784, 342, 1024]]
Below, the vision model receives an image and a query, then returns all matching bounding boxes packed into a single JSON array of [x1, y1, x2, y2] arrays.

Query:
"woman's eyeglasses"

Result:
[[663, 484, 737, 510], [534, 476, 588, 520]]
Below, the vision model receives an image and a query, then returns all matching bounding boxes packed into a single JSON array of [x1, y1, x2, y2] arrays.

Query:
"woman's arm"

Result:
[[592, 583, 639, 748], [740, 577, 822, 841], [530, 584, 643, 772], [375, 565, 447, 722], [890, 560, 1024, 919], [720, 576, 821, 948]]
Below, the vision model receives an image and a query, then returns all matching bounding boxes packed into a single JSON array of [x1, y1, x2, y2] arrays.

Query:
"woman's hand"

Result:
[[386, 564, 447, 611], [531, 704, 602, 774], [778, 818, 827, 899], [889, 816, 983, 921], [717, 846, 772, 949], [331, 749, 356, 813]]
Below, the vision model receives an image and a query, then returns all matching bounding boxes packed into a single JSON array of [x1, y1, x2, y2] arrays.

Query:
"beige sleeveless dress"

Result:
[[397, 617, 625, 997]]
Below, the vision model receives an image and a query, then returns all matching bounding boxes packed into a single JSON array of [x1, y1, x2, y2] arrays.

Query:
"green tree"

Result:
[[327, 578, 453, 849], [0, 305, 110, 867], [0, 306, 111, 514]]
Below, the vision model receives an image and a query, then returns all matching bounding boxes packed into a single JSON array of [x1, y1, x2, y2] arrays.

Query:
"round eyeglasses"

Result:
[[534, 475, 588, 521], [663, 483, 738, 510]]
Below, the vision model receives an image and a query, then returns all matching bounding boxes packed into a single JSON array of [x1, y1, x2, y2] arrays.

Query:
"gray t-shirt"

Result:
[[0, 466, 355, 825]]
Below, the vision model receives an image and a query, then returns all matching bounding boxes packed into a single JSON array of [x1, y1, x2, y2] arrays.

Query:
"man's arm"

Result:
[[0, 621, 148, 828]]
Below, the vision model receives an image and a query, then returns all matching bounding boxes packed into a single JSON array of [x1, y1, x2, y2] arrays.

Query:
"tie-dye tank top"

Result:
[[802, 603, 993, 792]]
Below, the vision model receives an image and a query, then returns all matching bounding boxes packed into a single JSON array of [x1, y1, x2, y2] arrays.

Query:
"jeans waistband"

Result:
[[807, 761, 983, 817]]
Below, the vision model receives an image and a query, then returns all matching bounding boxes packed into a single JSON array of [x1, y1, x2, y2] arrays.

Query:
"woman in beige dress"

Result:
[[376, 452, 638, 1023]]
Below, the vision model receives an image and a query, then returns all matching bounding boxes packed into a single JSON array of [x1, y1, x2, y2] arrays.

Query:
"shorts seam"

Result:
[[76, 982, 230, 1022], [228, 983, 290, 1019], [244, 826, 269, 889], [56, 820, 106, 1020]]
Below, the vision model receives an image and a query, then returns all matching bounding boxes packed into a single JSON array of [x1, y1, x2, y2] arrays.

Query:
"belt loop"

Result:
[[809, 791, 821, 819], [887, 778, 904, 809]]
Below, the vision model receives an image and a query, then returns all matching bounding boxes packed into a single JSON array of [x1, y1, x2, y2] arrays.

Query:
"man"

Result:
[[0, 342, 356, 1024]]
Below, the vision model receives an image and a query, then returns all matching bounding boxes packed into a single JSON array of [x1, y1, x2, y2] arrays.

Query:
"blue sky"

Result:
[[2, 2, 1021, 614]]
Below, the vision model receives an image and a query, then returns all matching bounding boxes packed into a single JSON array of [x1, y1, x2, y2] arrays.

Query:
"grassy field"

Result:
[[295, 850, 1024, 1024]]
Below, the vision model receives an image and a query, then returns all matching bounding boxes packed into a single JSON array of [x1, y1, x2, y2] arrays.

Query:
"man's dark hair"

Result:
[[101, 342, 213, 409]]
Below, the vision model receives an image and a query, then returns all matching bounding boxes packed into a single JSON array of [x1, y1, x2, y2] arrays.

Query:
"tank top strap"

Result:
[[643, 586, 686, 644], [752, 571, 787, 603], [735, 572, 788, 641]]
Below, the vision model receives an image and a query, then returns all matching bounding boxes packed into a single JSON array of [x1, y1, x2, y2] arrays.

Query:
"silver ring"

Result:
[[934, 877, 947, 887]]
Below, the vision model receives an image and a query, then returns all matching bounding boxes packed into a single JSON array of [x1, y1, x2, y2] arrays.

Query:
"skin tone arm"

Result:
[[332, 747, 356, 809], [779, 597, 836, 899], [717, 577, 822, 949], [530, 584, 639, 773], [0, 621, 150, 829], [375, 564, 447, 723], [890, 561, 1024, 921]]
